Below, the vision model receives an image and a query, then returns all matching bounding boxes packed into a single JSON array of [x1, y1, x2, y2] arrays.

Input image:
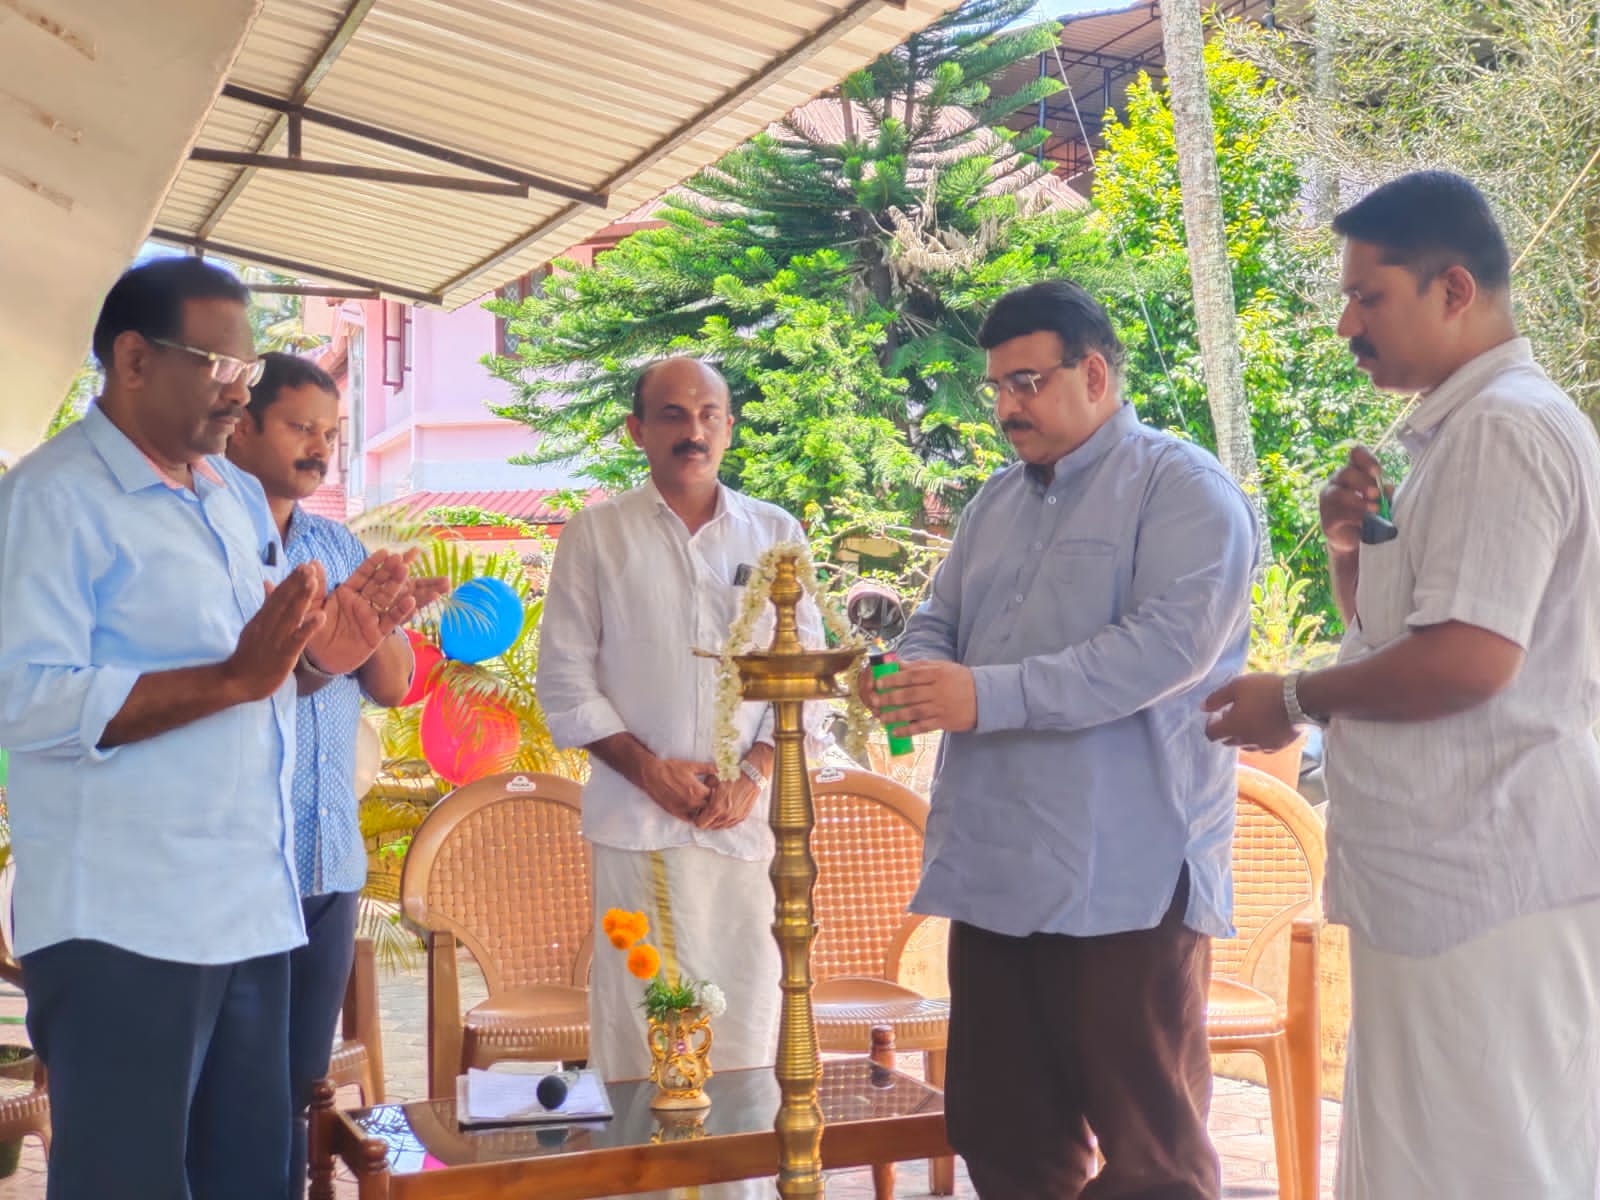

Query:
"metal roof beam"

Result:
[[220, 85, 608, 209], [188, 148, 532, 196], [197, 0, 379, 238], [149, 228, 443, 306]]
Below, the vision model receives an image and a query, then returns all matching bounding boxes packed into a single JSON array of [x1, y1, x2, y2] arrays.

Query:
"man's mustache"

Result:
[[672, 440, 710, 457], [1001, 419, 1035, 435], [1349, 337, 1378, 360], [294, 459, 328, 476]]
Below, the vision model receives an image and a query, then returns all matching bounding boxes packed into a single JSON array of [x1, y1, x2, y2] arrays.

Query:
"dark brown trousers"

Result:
[[944, 869, 1219, 1200]]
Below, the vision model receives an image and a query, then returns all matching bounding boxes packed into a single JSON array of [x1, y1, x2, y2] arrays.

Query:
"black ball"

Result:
[[536, 1073, 569, 1111]]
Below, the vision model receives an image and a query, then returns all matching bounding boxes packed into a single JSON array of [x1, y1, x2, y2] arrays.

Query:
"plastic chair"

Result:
[[810, 766, 953, 1198], [399, 771, 591, 1098], [326, 935, 385, 1104], [1208, 764, 1325, 1200]]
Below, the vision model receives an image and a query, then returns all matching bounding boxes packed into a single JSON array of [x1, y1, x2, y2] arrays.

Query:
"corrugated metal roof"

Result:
[[995, 0, 1276, 189], [397, 488, 606, 523], [152, 0, 966, 309]]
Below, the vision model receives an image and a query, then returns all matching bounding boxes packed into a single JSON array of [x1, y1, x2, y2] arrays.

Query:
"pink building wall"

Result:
[[316, 294, 580, 512], [299, 214, 663, 518]]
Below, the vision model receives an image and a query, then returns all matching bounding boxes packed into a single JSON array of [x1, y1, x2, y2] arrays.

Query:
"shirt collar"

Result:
[[644, 477, 731, 528], [81, 403, 226, 494], [1399, 337, 1534, 455], [1024, 402, 1139, 492], [283, 503, 311, 546]]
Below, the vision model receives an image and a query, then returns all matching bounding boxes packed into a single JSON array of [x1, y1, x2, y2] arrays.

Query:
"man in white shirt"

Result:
[[1204, 171, 1600, 1198], [537, 357, 821, 1091]]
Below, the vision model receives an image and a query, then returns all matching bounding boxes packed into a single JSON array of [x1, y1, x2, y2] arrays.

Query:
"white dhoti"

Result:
[[590, 843, 782, 1200], [590, 842, 781, 1079], [1338, 896, 1600, 1200]]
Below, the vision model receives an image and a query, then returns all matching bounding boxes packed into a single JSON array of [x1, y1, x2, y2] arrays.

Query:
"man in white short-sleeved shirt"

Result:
[[1205, 171, 1600, 1199]]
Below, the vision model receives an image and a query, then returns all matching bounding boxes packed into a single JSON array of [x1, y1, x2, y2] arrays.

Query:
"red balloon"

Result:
[[419, 682, 520, 785], [399, 630, 444, 707]]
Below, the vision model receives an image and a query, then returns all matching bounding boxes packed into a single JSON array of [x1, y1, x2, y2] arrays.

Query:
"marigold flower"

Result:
[[603, 908, 650, 949], [627, 943, 662, 980]]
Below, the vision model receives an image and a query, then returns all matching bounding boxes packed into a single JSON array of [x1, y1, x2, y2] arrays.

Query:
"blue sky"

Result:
[[1029, 0, 1131, 18]]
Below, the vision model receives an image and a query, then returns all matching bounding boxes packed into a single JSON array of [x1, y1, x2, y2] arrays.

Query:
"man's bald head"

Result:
[[632, 357, 730, 419]]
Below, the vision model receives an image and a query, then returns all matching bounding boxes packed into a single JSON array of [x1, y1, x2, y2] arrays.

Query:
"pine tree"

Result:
[[485, 0, 1091, 538]]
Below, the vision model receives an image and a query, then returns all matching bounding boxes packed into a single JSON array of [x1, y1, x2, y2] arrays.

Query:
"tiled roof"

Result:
[[301, 483, 349, 521], [393, 489, 605, 525]]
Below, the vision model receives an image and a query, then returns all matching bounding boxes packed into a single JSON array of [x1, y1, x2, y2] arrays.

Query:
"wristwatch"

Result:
[[1282, 672, 1329, 729], [739, 758, 767, 787], [297, 650, 336, 682]]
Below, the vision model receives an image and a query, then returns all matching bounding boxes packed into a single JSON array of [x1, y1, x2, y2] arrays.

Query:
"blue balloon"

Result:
[[439, 577, 524, 663]]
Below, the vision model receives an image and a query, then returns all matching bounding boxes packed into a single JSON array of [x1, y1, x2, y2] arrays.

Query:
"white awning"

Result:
[[4, 0, 961, 458], [153, 0, 963, 307]]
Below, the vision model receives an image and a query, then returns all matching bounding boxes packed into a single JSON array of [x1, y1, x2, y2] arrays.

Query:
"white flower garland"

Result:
[[713, 541, 872, 781]]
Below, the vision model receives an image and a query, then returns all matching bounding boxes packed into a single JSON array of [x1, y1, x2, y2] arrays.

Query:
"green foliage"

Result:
[[486, 0, 1080, 533], [1094, 35, 1405, 623], [45, 362, 100, 439], [239, 267, 327, 354], [1227, 0, 1600, 412], [1246, 561, 1338, 673], [642, 978, 702, 1022], [420, 505, 533, 533]]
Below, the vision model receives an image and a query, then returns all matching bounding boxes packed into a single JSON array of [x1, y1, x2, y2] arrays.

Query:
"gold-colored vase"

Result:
[[647, 1008, 714, 1110]]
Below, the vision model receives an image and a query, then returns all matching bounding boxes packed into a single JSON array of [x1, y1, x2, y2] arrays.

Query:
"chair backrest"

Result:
[[810, 766, 930, 983], [399, 771, 591, 996], [1214, 764, 1326, 989]]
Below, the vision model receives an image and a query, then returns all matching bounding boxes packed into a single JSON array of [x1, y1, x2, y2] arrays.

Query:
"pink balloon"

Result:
[[399, 630, 444, 707], [419, 682, 520, 785]]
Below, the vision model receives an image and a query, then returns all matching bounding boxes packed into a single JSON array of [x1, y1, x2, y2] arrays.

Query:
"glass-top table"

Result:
[[310, 1057, 948, 1199]]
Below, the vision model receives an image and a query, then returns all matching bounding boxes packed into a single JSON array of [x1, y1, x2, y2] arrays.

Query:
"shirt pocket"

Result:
[[1352, 538, 1412, 650], [1032, 538, 1119, 651]]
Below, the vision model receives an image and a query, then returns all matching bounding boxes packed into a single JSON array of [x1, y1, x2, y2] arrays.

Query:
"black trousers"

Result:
[[944, 868, 1220, 1200], [23, 938, 292, 1200]]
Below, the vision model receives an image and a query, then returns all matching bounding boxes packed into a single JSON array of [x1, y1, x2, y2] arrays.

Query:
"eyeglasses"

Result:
[[976, 358, 1081, 406], [147, 337, 265, 387]]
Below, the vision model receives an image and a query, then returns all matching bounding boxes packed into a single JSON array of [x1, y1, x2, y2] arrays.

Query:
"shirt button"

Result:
[[1032, 541, 1044, 551], [1046, 496, 1058, 505], [1014, 594, 1024, 604]]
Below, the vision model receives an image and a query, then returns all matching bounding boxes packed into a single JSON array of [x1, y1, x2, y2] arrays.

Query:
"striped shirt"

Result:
[[1325, 338, 1600, 955]]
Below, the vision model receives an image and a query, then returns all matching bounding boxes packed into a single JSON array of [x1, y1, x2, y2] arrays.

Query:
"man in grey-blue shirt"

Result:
[[869, 280, 1257, 1199]]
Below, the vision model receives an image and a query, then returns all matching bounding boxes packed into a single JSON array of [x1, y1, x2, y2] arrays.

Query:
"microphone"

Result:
[[536, 1073, 569, 1111]]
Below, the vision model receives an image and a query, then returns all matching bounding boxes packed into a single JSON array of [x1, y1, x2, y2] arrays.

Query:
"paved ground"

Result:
[[0, 957, 1340, 1198]]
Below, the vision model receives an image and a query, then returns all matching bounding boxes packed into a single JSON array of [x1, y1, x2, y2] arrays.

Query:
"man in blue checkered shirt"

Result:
[[229, 352, 444, 1194]]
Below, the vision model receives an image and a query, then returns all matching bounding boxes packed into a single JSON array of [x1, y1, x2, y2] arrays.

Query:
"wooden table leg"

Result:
[[870, 1025, 897, 1200], [309, 1078, 338, 1200], [925, 1048, 955, 1195], [356, 1135, 392, 1200]]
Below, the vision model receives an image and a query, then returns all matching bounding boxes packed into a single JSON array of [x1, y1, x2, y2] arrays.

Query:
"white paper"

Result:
[[461, 1068, 614, 1125]]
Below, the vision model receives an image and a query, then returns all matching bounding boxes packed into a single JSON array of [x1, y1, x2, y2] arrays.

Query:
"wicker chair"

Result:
[[399, 771, 592, 1099], [810, 766, 953, 1198], [1208, 764, 1325, 1200], [325, 936, 385, 1104]]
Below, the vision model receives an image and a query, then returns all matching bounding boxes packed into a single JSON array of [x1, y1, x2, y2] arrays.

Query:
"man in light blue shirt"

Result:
[[227, 352, 434, 1195], [869, 280, 1257, 1199], [0, 260, 425, 1200]]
